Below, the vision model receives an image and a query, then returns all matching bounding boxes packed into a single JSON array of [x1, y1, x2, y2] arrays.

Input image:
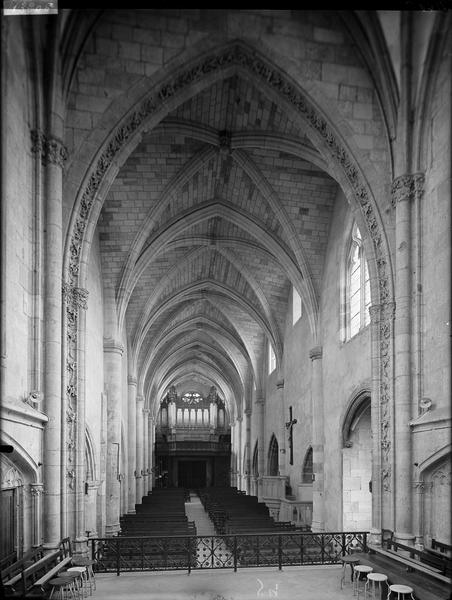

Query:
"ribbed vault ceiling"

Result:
[[97, 72, 340, 415]]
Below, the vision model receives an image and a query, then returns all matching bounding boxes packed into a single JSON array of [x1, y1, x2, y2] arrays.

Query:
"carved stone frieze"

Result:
[[31, 129, 68, 168], [63, 284, 89, 489], [379, 301, 395, 491]]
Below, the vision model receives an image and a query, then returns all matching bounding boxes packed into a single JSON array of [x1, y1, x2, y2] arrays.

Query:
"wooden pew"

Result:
[[2, 549, 68, 598], [1, 547, 45, 584], [2, 537, 73, 599], [384, 539, 452, 578], [28, 555, 73, 597]]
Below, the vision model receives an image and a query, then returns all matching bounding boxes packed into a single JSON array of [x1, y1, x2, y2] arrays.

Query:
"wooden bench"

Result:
[[2, 549, 69, 598], [29, 555, 73, 597], [384, 539, 452, 578], [1, 547, 45, 584]]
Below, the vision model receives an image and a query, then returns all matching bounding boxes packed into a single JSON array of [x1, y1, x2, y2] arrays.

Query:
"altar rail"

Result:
[[90, 531, 368, 575]]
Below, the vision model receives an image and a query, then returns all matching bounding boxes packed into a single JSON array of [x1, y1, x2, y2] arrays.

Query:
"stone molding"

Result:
[[31, 129, 68, 168], [391, 173, 425, 207], [127, 375, 137, 386], [379, 301, 395, 492], [103, 338, 125, 355], [244, 408, 252, 416], [63, 283, 89, 311], [309, 346, 322, 361], [276, 379, 284, 389], [369, 303, 381, 325], [63, 283, 89, 487]]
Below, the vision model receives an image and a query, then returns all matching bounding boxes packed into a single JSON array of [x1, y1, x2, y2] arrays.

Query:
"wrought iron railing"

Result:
[[90, 531, 367, 575]]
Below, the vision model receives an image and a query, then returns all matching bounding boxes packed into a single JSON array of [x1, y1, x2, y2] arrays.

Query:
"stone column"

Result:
[[33, 131, 67, 548], [143, 408, 149, 495], [127, 376, 137, 513], [237, 416, 243, 490], [244, 407, 252, 494], [276, 380, 286, 476], [369, 305, 383, 545], [230, 422, 237, 487], [148, 413, 154, 492], [412, 480, 425, 550], [309, 346, 324, 532], [255, 396, 265, 501], [150, 416, 156, 489], [103, 338, 124, 536], [135, 395, 144, 503], [391, 174, 423, 545], [30, 483, 44, 547], [84, 481, 100, 538]]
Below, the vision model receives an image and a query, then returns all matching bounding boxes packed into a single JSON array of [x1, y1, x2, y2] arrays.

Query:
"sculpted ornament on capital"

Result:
[[391, 173, 425, 207], [31, 129, 68, 168]]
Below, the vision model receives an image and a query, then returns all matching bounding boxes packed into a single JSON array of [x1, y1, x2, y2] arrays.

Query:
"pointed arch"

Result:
[[267, 434, 279, 476]]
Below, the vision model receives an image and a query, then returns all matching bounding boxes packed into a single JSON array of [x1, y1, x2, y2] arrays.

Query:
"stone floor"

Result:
[[93, 564, 357, 600]]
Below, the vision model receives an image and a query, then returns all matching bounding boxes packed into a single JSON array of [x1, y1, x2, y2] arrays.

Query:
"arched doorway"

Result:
[[421, 452, 451, 548], [342, 394, 372, 531]]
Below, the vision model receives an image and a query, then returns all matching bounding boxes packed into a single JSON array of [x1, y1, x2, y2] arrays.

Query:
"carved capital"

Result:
[[412, 480, 426, 493], [30, 483, 44, 496], [31, 129, 68, 168], [276, 379, 284, 390], [127, 376, 137, 387], [391, 173, 425, 207], [309, 346, 322, 361]]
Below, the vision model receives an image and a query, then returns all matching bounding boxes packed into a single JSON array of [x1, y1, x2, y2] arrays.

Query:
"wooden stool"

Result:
[[48, 576, 76, 600], [386, 584, 415, 599], [70, 557, 96, 593], [67, 566, 88, 598], [57, 571, 81, 600], [353, 564, 373, 598], [340, 555, 360, 588], [365, 572, 388, 599]]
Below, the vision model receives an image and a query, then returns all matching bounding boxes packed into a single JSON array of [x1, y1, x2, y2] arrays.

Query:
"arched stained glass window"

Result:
[[347, 223, 371, 339]]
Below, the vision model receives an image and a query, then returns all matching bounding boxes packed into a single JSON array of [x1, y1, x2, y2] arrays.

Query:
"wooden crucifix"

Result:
[[285, 406, 297, 465]]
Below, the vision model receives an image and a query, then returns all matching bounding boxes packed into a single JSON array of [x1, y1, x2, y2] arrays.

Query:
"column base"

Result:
[[368, 529, 382, 547], [310, 522, 325, 533], [127, 509, 136, 514], [105, 523, 120, 536], [393, 531, 415, 556], [73, 536, 89, 558]]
